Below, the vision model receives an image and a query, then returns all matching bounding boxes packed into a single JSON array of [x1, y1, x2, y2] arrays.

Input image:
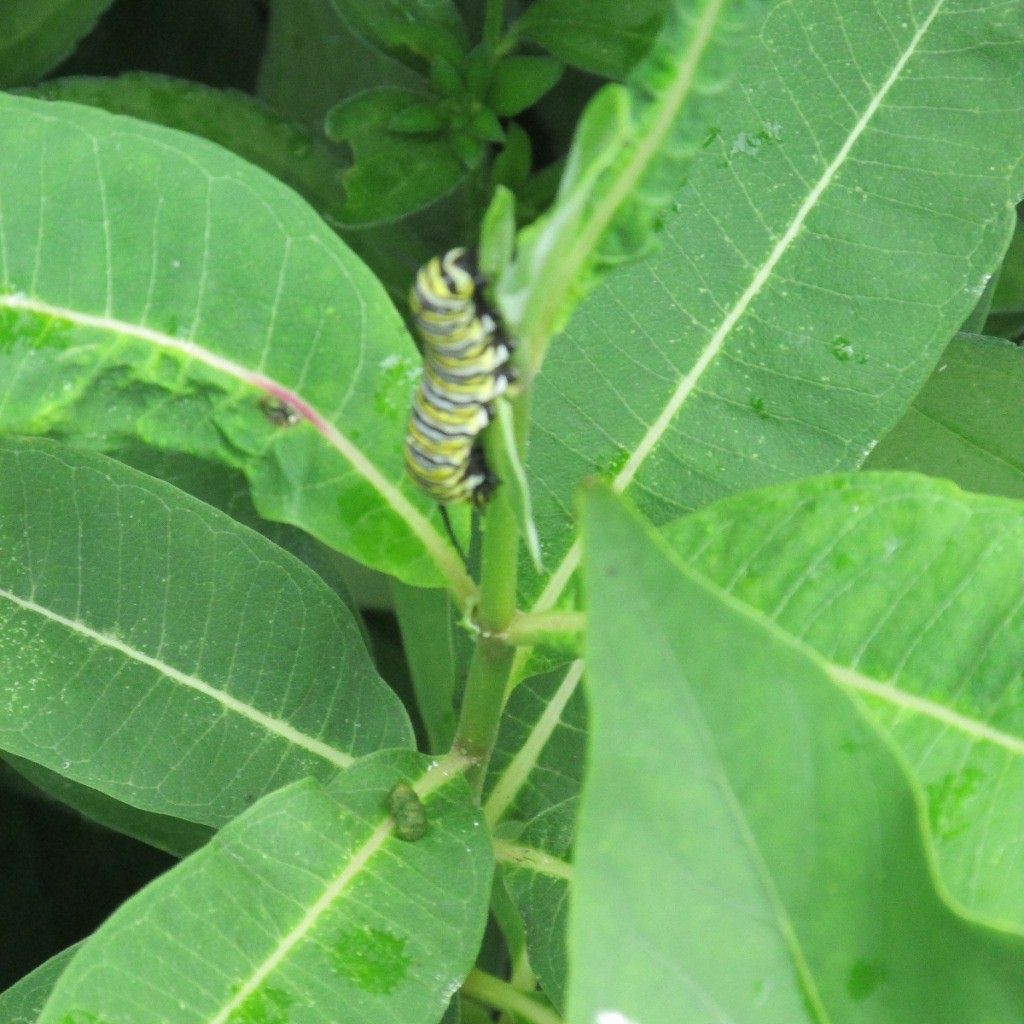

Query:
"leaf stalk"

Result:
[[461, 968, 563, 1024]]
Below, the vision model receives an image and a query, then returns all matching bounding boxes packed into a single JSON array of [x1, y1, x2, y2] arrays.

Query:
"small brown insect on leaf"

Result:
[[387, 782, 428, 841]]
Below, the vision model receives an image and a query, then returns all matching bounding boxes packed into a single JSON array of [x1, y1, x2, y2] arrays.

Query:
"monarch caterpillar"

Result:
[[404, 248, 514, 506], [387, 782, 428, 841]]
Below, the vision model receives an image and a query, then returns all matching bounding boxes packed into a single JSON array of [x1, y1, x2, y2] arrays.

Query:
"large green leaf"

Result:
[[23, 73, 447, 305], [520, 0, 1024, 614], [664, 473, 1024, 928], [573, 484, 1024, 1024], [36, 750, 492, 1024], [27, 75, 471, 304], [0, 436, 412, 827], [0, 946, 79, 1024], [26, 74, 347, 227], [109, 445, 361, 614], [0, 0, 114, 87], [498, 0, 767, 369], [866, 334, 1024, 498], [0, 92, 473, 598], [489, 474, 1024, 1003]]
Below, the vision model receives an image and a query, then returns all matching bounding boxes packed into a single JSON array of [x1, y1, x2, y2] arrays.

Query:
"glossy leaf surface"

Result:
[[573, 484, 1024, 1024], [666, 473, 1024, 928], [0, 946, 78, 1024], [520, 0, 1024, 613], [36, 751, 492, 1024], [490, 474, 1024, 1002], [0, 92, 472, 596], [0, 437, 412, 827]]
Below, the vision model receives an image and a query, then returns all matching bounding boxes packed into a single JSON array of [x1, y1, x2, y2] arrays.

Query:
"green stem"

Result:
[[452, 391, 530, 793], [462, 969, 563, 1024], [504, 609, 586, 646], [456, 634, 515, 793], [483, 0, 505, 49]]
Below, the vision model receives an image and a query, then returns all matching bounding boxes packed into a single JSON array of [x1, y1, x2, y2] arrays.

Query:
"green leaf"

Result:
[[486, 668, 586, 829], [326, 87, 468, 222], [498, 0, 767, 370], [487, 57, 564, 117], [258, 0, 423, 127], [489, 474, 1024, 998], [0, 945, 79, 1024], [491, 124, 532, 192], [517, 0, 668, 79], [24, 78, 463, 311], [961, 272, 999, 333], [391, 581, 458, 753], [517, 0, 1024, 615], [664, 473, 1024, 929], [490, 400, 543, 573], [484, 668, 584, 1006], [110, 446, 361, 616], [430, 55, 465, 97], [464, 43, 493, 100], [469, 108, 505, 143], [576, 484, 1024, 1024], [496, 798, 575, 1011], [25, 74, 348, 228], [0, 436, 412, 827], [451, 131, 486, 169], [389, 99, 447, 133], [0, 0, 115, 87], [866, 334, 1024, 499], [0, 92, 473, 598], [330, 0, 468, 69], [36, 751, 492, 1024], [478, 185, 516, 281], [992, 212, 1024, 314], [24, 72, 460, 307]]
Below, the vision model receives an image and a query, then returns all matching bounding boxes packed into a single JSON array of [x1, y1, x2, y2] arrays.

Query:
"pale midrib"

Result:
[[484, 660, 583, 827], [493, 838, 575, 882], [0, 294, 475, 604], [553, 0, 730, 312], [499, 0, 952, 811], [530, 0, 946, 619], [207, 753, 471, 1024], [829, 665, 1024, 758], [0, 584, 354, 769]]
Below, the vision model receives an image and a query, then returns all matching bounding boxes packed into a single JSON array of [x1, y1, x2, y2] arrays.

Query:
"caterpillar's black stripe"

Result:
[[404, 248, 513, 506]]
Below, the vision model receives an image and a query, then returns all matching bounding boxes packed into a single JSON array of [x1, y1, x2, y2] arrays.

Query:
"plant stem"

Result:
[[462, 969, 563, 1024], [456, 633, 515, 793], [483, 0, 505, 49], [452, 391, 530, 793], [504, 609, 586, 646]]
